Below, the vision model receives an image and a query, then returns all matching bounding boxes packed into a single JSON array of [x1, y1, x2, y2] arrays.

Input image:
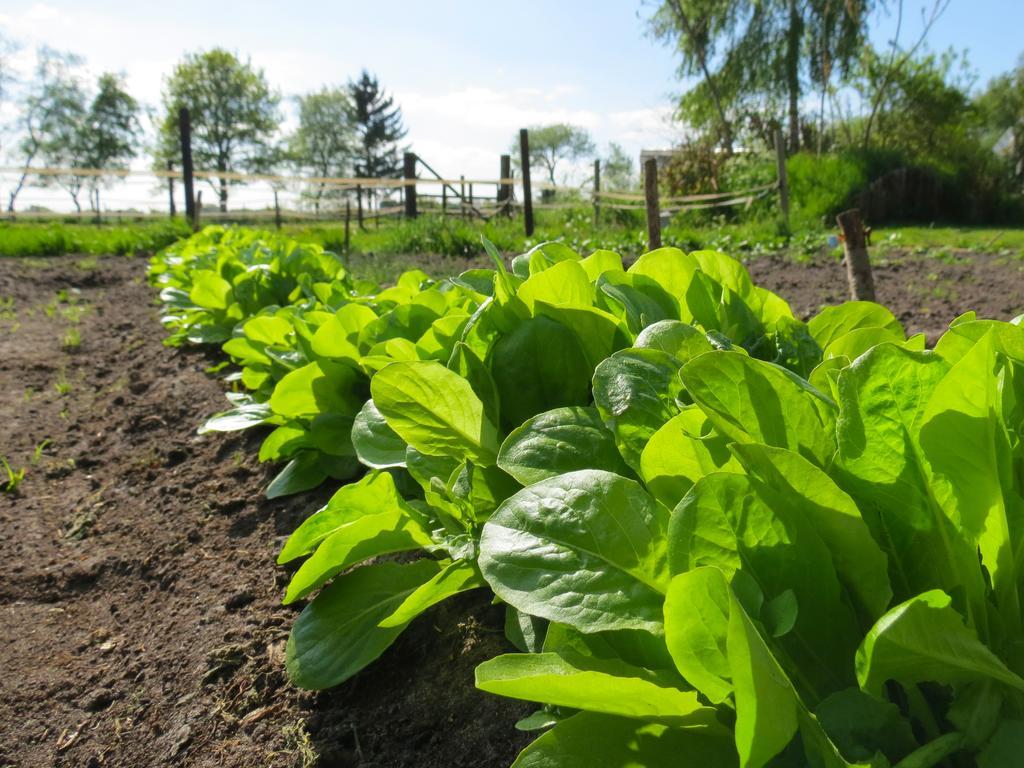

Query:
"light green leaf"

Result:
[[808, 302, 903, 350], [534, 301, 631, 371], [190, 271, 232, 309], [311, 315, 362, 360], [351, 399, 406, 468], [279, 472, 416, 562], [490, 315, 592, 434], [640, 408, 741, 510], [269, 360, 364, 420], [670, 472, 861, 701], [517, 258, 592, 310], [920, 331, 1024, 634], [243, 314, 293, 346], [378, 559, 485, 628], [580, 249, 624, 281], [498, 406, 632, 486], [286, 559, 442, 689], [479, 470, 670, 635], [681, 351, 836, 467], [835, 344, 987, 624], [663, 568, 733, 704], [476, 652, 712, 725], [198, 402, 273, 433], [509, 712, 738, 768], [635, 320, 714, 364], [371, 360, 499, 465], [824, 327, 905, 361], [730, 443, 892, 624], [593, 349, 684, 472], [856, 590, 1024, 696], [283, 503, 433, 603]]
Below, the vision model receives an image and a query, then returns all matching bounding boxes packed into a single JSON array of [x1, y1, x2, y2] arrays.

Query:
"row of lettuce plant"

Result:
[[151, 226, 1022, 766]]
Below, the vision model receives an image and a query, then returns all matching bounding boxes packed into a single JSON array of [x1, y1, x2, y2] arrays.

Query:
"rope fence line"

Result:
[[1, 124, 792, 250]]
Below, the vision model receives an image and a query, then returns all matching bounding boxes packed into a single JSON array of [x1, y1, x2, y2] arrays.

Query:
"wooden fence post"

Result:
[[178, 107, 196, 228], [460, 175, 466, 220], [194, 190, 202, 231], [774, 128, 790, 228], [166, 160, 176, 218], [344, 200, 351, 254], [593, 159, 601, 227], [836, 208, 875, 301], [498, 154, 511, 215], [273, 189, 281, 229], [442, 184, 448, 216], [356, 185, 364, 229], [403, 152, 418, 219], [469, 182, 474, 209], [519, 129, 534, 236], [644, 158, 661, 250]]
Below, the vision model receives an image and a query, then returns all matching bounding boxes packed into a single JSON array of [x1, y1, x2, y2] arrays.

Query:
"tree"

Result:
[[647, 0, 878, 153], [854, 48, 974, 160], [290, 87, 356, 214], [349, 70, 407, 205], [80, 73, 140, 212], [602, 142, 635, 191], [857, 0, 952, 150], [978, 57, 1024, 187], [158, 49, 280, 211], [7, 48, 87, 212], [515, 123, 595, 199]]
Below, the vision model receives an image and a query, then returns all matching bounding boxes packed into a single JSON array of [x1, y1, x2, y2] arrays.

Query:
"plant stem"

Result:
[[893, 732, 965, 768]]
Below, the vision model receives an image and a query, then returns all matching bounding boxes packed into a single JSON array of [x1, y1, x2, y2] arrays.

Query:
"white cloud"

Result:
[[399, 85, 677, 184]]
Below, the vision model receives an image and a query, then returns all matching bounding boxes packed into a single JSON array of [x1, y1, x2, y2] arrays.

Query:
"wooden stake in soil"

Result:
[[178, 107, 196, 228], [166, 160, 176, 218], [403, 152, 418, 219], [644, 158, 662, 250], [774, 128, 790, 228], [836, 208, 876, 301], [498, 154, 511, 215], [519, 129, 534, 236], [356, 185, 364, 229], [344, 200, 351, 254]]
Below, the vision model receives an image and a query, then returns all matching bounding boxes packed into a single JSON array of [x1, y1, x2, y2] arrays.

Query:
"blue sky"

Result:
[[1, 0, 1021, 204]]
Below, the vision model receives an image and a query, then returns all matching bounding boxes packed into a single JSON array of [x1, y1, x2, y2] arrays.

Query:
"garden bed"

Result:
[[1, 246, 1022, 766]]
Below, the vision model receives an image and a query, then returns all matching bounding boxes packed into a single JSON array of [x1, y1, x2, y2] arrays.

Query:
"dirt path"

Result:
[[0, 255, 529, 768]]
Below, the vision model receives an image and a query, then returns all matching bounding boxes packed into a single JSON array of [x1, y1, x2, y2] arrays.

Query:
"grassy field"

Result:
[[3, 212, 1024, 265]]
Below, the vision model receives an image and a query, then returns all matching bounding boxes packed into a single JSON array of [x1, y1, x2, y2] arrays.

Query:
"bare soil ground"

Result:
[[0, 247, 1021, 767], [0, 255, 529, 768]]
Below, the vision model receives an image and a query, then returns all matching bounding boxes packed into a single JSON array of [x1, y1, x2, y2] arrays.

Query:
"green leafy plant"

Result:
[[473, 307, 1024, 767], [1, 457, 26, 494], [262, 241, 824, 691]]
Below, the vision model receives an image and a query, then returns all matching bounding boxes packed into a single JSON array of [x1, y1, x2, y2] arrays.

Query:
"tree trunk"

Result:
[[7, 170, 29, 212], [668, 0, 734, 153], [785, 0, 803, 153]]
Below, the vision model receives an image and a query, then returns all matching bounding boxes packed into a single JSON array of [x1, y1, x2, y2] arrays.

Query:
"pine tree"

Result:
[[349, 71, 407, 195]]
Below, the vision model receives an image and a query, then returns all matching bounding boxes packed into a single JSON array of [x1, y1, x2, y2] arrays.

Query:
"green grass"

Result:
[[0, 219, 192, 257], [4, 211, 1024, 267]]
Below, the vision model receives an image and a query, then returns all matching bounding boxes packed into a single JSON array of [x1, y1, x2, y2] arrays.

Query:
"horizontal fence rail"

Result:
[[0, 126, 791, 244]]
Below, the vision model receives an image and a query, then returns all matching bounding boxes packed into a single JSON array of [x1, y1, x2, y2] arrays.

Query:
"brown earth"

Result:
[[0, 247, 1022, 768], [0, 255, 529, 768], [746, 248, 1024, 341]]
